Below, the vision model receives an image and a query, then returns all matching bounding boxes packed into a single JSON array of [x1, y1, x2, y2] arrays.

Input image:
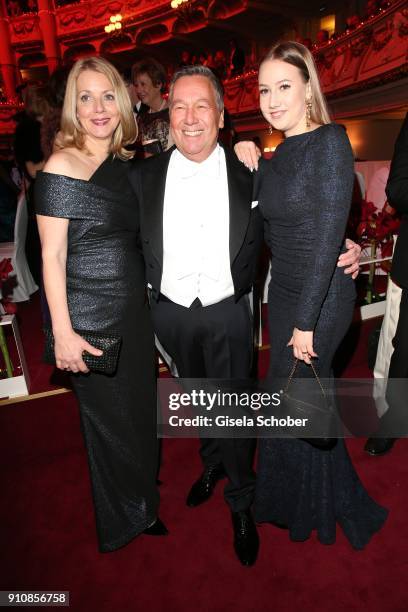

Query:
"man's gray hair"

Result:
[[168, 65, 224, 112]]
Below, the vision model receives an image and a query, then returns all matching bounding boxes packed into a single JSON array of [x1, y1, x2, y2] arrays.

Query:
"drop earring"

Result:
[[306, 99, 312, 128], [268, 124, 273, 135]]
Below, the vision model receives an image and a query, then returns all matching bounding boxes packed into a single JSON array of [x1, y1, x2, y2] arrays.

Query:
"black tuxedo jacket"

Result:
[[386, 113, 408, 289], [128, 145, 264, 302]]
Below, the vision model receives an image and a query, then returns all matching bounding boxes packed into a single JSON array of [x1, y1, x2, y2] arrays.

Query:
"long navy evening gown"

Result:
[[255, 124, 388, 549]]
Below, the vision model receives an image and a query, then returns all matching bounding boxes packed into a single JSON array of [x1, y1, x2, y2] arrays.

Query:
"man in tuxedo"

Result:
[[129, 66, 262, 566], [365, 113, 408, 455], [129, 65, 360, 566]]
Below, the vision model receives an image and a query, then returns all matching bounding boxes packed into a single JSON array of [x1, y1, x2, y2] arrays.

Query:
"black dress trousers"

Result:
[[151, 294, 256, 512]]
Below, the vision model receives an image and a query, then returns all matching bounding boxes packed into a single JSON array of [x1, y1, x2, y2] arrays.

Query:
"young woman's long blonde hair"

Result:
[[262, 41, 331, 125], [58, 56, 137, 160]]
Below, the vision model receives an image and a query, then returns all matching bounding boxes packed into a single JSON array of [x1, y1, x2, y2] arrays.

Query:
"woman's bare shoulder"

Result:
[[43, 148, 85, 179]]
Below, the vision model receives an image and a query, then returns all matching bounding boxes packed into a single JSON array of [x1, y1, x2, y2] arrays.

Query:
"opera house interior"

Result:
[[0, 0, 408, 610]]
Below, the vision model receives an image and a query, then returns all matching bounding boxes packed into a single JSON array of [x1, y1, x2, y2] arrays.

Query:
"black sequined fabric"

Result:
[[35, 157, 159, 552], [255, 124, 388, 548], [138, 107, 170, 152]]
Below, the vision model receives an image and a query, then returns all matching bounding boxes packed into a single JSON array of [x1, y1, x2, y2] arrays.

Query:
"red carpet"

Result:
[[1, 296, 407, 611]]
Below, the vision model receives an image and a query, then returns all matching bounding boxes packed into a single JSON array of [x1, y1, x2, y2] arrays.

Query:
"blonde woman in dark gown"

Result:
[[35, 57, 166, 552]]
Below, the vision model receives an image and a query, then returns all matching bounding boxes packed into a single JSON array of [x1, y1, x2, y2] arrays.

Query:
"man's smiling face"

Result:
[[169, 75, 224, 163]]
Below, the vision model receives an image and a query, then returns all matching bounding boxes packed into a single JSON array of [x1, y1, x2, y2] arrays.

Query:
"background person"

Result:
[[132, 58, 173, 156], [366, 112, 408, 455]]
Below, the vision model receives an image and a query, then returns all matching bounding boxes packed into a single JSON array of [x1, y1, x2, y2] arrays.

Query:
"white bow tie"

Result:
[[174, 147, 221, 180]]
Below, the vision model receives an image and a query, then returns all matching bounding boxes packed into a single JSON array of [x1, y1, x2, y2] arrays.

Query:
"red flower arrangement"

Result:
[[0, 257, 12, 281], [355, 200, 401, 260], [348, 199, 401, 303], [0, 258, 17, 315], [1, 257, 15, 378]]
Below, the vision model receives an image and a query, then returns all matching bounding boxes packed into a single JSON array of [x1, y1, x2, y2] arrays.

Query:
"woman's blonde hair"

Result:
[[262, 41, 331, 125], [58, 56, 137, 160]]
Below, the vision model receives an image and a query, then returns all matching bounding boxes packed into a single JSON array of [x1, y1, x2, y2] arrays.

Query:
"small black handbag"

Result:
[[43, 328, 122, 375], [280, 359, 337, 450]]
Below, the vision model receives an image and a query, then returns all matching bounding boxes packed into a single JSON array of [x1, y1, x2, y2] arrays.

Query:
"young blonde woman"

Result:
[[35, 57, 166, 552], [235, 42, 387, 548]]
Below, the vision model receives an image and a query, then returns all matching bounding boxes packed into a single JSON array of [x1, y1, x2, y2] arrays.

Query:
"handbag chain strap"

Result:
[[284, 359, 326, 398]]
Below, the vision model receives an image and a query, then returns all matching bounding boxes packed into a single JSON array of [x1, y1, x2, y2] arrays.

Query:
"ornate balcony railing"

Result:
[[10, 0, 171, 45], [8, 0, 241, 48], [1, 0, 407, 138], [224, 0, 407, 118]]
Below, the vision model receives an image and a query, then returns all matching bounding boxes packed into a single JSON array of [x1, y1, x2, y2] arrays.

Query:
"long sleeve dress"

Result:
[[255, 124, 388, 549], [35, 155, 159, 552]]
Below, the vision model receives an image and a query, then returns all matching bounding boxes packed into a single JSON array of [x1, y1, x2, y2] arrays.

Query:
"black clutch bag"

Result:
[[43, 328, 122, 374], [280, 359, 337, 450]]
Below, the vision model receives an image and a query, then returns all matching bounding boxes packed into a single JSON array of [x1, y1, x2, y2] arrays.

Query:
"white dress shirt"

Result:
[[161, 144, 234, 307]]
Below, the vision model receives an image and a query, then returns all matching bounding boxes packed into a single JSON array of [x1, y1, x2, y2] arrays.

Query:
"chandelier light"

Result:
[[170, 0, 191, 9], [104, 14, 123, 34]]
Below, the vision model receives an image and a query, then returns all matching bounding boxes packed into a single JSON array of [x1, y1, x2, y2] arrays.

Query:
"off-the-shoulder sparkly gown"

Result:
[[255, 124, 388, 549], [35, 156, 159, 552]]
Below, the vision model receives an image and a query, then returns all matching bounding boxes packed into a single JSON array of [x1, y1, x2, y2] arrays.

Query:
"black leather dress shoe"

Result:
[[364, 437, 396, 456], [231, 509, 259, 567], [143, 517, 168, 536], [186, 464, 226, 507]]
